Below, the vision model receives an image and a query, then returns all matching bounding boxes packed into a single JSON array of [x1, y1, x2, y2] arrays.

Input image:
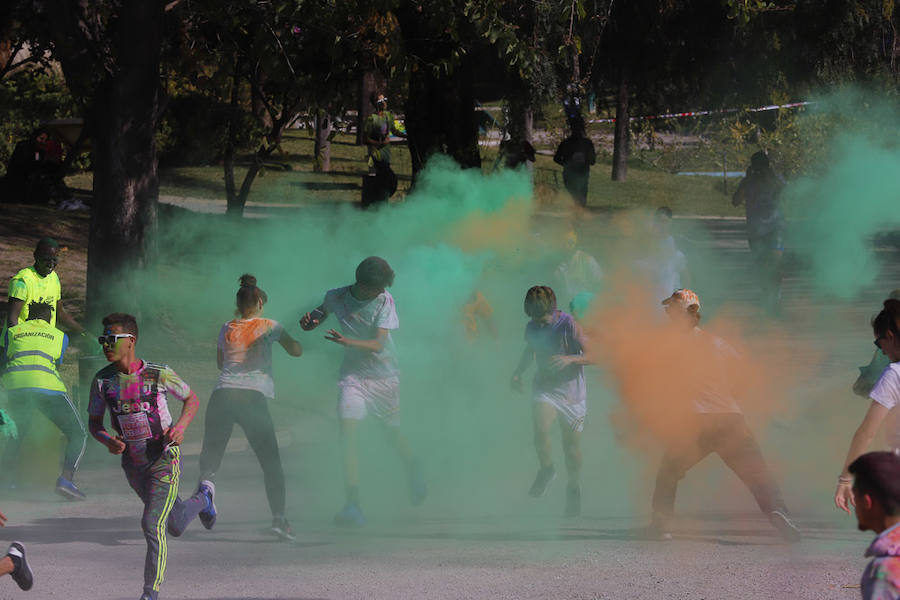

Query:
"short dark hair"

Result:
[[102, 313, 139, 341], [26, 302, 53, 323], [524, 285, 557, 318], [849, 451, 900, 515], [355, 257, 395, 288], [34, 237, 59, 253]]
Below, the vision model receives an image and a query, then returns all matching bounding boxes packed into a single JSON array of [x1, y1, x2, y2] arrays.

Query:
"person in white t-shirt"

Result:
[[646, 289, 800, 542], [300, 257, 425, 527], [836, 299, 900, 514], [198, 274, 303, 541]]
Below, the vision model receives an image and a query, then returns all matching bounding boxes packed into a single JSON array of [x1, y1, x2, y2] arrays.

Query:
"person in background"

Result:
[[300, 257, 425, 527], [836, 299, 900, 514], [853, 290, 900, 398], [646, 289, 800, 542], [362, 93, 404, 206], [554, 230, 603, 306], [0, 302, 87, 499], [849, 451, 900, 600], [6, 237, 85, 336], [3, 128, 68, 205], [198, 274, 303, 541], [553, 116, 596, 208], [732, 151, 785, 315], [511, 285, 591, 517]]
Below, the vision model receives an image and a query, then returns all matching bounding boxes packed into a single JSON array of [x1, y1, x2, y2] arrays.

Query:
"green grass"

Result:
[[65, 129, 744, 216]]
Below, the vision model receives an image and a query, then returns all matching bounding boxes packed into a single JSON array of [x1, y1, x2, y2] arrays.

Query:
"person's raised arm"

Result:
[[300, 304, 328, 331], [6, 299, 23, 328], [325, 326, 387, 353], [511, 345, 534, 392], [834, 400, 891, 513], [279, 330, 303, 357], [55, 301, 85, 335]]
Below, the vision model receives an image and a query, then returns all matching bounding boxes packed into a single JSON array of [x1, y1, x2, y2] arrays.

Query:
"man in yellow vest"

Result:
[[0, 302, 87, 499], [6, 237, 85, 334]]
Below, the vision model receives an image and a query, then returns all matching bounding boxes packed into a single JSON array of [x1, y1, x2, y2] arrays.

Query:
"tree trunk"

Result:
[[85, 1, 163, 321], [395, 6, 481, 183], [314, 109, 333, 172], [611, 70, 630, 182], [356, 69, 382, 145], [224, 56, 240, 216]]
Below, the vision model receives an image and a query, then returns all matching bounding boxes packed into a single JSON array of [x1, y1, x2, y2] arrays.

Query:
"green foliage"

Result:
[[157, 92, 262, 166], [0, 69, 78, 176]]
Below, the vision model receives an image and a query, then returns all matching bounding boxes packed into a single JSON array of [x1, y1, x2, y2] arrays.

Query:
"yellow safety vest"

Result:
[[8, 267, 60, 328], [1, 320, 67, 393]]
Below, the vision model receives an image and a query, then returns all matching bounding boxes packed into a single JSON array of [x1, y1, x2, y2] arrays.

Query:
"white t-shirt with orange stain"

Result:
[[215, 318, 284, 398]]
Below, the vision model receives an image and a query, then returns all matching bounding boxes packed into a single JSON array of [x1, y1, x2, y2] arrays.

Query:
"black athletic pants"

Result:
[[198, 388, 286, 517]]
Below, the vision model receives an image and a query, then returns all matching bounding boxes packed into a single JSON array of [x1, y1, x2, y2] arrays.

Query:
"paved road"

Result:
[[1, 209, 897, 600]]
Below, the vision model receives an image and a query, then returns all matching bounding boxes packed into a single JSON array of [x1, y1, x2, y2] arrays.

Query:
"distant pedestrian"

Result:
[[553, 116, 596, 208], [732, 151, 785, 314], [362, 93, 404, 207]]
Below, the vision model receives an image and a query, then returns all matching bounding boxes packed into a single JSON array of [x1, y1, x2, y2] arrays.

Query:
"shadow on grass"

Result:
[[159, 171, 226, 195]]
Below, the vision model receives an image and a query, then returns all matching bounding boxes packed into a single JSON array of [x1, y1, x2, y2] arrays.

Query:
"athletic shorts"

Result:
[[533, 378, 587, 432], [337, 375, 400, 426]]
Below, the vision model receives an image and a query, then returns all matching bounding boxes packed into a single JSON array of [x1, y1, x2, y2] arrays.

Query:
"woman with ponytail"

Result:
[[198, 274, 303, 540], [836, 298, 900, 514]]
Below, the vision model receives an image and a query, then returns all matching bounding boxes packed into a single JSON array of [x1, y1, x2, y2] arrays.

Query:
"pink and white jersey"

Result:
[[89, 360, 192, 466]]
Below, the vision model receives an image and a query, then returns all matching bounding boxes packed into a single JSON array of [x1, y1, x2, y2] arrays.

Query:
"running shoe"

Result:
[[334, 502, 367, 528], [55, 476, 86, 501], [270, 516, 296, 541], [139, 591, 158, 600], [768, 510, 802, 543], [408, 462, 426, 506], [637, 523, 673, 541], [528, 465, 556, 498], [6, 542, 33, 591], [564, 485, 581, 518], [197, 480, 216, 530]]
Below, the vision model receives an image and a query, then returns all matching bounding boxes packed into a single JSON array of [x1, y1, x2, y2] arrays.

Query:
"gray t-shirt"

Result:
[[323, 286, 399, 379], [215, 318, 284, 398]]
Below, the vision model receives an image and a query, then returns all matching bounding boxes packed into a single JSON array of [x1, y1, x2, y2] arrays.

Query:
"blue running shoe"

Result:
[[334, 502, 366, 527], [409, 462, 426, 506], [198, 480, 216, 530], [55, 476, 86, 501], [139, 590, 159, 600]]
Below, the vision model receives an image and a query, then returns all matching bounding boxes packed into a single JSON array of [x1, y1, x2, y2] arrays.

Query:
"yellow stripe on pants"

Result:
[[153, 447, 181, 591]]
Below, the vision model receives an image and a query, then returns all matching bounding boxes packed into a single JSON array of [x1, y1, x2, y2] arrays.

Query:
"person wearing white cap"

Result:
[[645, 289, 800, 542]]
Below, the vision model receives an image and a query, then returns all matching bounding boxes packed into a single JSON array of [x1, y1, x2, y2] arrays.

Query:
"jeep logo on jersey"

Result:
[[113, 400, 151, 414]]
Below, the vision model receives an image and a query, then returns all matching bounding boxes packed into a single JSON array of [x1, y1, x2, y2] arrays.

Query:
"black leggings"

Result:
[[198, 388, 285, 517]]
